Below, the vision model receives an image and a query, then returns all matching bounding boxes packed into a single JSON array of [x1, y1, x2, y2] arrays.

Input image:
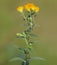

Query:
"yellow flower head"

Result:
[[24, 3, 40, 12], [17, 6, 24, 13], [24, 3, 35, 12]]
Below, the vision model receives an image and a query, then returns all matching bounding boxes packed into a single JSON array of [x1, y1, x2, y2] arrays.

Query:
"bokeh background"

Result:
[[0, 0, 57, 65]]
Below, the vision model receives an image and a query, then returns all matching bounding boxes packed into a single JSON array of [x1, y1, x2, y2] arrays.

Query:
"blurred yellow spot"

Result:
[[17, 6, 24, 13]]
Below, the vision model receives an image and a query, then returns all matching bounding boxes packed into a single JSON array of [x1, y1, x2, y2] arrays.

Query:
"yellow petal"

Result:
[[34, 6, 40, 12]]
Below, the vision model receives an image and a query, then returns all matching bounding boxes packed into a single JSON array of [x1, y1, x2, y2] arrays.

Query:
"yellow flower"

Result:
[[24, 3, 40, 12], [24, 3, 35, 12], [17, 3, 40, 13], [17, 6, 24, 13]]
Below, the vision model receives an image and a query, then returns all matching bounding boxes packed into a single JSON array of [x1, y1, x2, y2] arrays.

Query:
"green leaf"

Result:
[[22, 32, 26, 37], [29, 41, 40, 44], [16, 32, 26, 38], [9, 57, 26, 62], [29, 34, 38, 37], [16, 33, 24, 37], [13, 45, 24, 53], [31, 57, 46, 61]]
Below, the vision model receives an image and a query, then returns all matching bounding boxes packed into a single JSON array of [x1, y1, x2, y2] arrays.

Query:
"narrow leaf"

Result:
[[31, 57, 46, 61], [29, 34, 38, 37], [16, 33, 23, 36], [9, 57, 26, 62]]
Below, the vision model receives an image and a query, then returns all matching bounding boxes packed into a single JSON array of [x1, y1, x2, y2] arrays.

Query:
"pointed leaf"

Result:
[[10, 57, 26, 62], [31, 57, 46, 61], [16, 32, 26, 38], [13, 45, 24, 53], [16, 33, 24, 37], [29, 34, 38, 37]]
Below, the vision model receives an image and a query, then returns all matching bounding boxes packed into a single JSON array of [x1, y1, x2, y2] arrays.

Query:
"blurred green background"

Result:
[[0, 0, 57, 65]]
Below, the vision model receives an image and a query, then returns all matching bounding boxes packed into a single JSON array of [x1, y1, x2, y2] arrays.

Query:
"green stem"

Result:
[[21, 12, 34, 65]]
